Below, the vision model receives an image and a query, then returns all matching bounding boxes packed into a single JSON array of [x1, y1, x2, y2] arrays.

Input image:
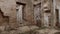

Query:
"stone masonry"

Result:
[[0, 0, 60, 34]]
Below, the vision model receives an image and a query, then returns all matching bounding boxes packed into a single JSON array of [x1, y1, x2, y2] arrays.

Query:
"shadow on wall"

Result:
[[0, 9, 9, 26]]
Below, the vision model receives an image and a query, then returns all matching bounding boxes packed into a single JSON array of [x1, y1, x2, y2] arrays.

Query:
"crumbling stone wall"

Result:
[[0, 0, 59, 34], [0, 0, 17, 28]]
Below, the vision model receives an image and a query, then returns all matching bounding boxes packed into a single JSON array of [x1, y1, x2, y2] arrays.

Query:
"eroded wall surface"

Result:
[[0, 0, 59, 34], [0, 0, 17, 28]]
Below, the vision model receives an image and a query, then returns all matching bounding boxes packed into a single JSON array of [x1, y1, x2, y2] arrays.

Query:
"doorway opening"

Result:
[[44, 10, 51, 27], [16, 2, 25, 26], [55, 9, 60, 28], [34, 3, 41, 27]]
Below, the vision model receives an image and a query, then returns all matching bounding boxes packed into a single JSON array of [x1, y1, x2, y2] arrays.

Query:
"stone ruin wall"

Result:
[[0, 0, 59, 34]]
